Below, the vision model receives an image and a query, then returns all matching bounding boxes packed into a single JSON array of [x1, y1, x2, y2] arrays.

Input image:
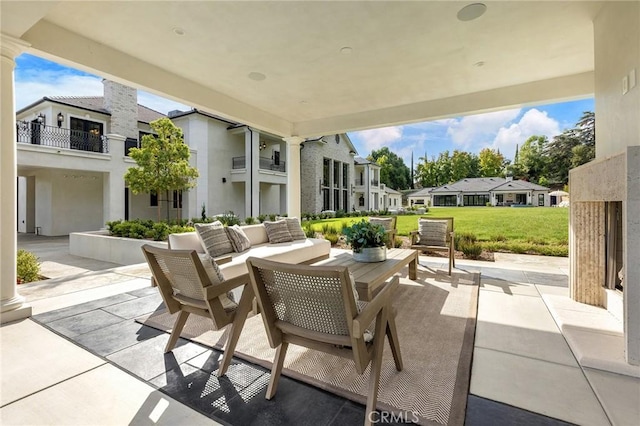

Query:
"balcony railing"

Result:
[[232, 156, 286, 172], [16, 120, 108, 153], [371, 179, 379, 186]]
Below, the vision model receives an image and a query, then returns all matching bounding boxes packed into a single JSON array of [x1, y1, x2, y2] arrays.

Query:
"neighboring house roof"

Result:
[[384, 187, 401, 195], [168, 108, 239, 126], [16, 96, 165, 123], [431, 177, 506, 193], [491, 180, 550, 191], [354, 156, 381, 168], [301, 134, 358, 155], [407, 187, 434, 197], [431, 177, 549, 193]]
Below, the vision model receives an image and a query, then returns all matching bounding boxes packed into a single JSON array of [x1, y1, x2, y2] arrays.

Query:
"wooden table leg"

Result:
[[409, 253, 417, 280]]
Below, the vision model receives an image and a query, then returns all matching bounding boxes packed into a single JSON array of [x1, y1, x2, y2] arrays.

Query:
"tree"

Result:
[[478, 148, 505, 177], [125, 118, 199, 221], [367, 147, 411, 190], [450, 150, 480, 182], [518, 135, 548, 183]]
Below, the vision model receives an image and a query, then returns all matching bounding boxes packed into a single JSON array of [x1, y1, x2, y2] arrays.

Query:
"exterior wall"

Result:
[[569, 1, 640, 365], [594, 1, 640, 159], [103, 80, 138, 139], [408, 194, 431, 206], [300, 136, 355, 214], [259, 182, 283, 215], [33, 169, 104, 235]]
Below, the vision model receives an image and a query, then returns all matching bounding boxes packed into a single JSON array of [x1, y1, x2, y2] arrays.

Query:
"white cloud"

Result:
[[138, 91, 190, 114], [351, 126, 403, 152], [491, 109, 561, 159], [15, 74, 103, 110], [15, 73, 190, 114], [446, 108, 521, 149]]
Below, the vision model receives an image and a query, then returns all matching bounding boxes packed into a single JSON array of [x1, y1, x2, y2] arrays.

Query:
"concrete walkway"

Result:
[[3, 234, 639, 425]]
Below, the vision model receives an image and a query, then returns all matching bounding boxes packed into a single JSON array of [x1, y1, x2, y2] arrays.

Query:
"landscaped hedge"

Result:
[[106, 219, 194, 241]]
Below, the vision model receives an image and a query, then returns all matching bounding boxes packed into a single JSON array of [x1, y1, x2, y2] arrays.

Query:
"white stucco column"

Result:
[[0, 34, 32, 323], [283, 136, 304, 218], [249, 129, 260, 218], [104, 134, 126, 223]]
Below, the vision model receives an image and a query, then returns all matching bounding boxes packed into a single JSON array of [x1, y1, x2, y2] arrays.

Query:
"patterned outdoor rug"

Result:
[[137, 269, 480, 425]]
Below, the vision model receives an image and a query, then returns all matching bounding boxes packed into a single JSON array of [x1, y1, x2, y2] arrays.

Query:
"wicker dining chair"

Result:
[[141, 244, 254, 376], [246, 257, 403, 426], [410, 216, 455, 275]]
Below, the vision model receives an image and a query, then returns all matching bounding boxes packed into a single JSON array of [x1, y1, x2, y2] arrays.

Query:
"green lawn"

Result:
[[307, 207, 569, 256]]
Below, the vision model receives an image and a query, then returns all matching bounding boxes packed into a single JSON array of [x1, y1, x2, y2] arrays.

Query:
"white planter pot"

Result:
[[353, 246, 387, 263]]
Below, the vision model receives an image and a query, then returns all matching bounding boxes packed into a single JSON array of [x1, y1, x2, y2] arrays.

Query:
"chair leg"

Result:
[[266, 342, 289, 400], [365, 309, 389, 426], [165, 310, 189, 353], [218, 286, 254, 377], [386, 312, 403, 371]]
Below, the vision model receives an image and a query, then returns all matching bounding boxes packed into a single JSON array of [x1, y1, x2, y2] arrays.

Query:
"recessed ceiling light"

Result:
[[474, 61, 485, 67], [457, 3, 487, 22], [248, 72, 266, 81], [299, 100, 308, 105], [340, 47, 353, 55], [172, 27, 185, 36]]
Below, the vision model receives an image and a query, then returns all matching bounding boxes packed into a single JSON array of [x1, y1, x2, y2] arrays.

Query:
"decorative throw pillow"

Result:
[[197, 253, 237, 311], [284, 217, 306, 240], [195, 221, 234, 257], [225, 225, 252, 252], [369, 217, 394, 231], [418, 219, 448, 246], [263, 220, 293, 244]]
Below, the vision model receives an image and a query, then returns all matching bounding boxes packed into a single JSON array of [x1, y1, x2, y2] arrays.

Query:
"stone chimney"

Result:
[[103, 79, 138, 139]]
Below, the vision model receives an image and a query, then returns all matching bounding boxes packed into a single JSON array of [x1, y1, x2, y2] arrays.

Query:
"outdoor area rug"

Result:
[[137, 269, 480, 425]]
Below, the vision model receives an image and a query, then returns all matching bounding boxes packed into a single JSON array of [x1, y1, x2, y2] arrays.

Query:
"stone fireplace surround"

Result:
[[569, 146, 640, 367]]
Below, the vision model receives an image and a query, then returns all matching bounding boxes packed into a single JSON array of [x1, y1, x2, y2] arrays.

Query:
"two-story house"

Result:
[[353, 157, 382, 211]]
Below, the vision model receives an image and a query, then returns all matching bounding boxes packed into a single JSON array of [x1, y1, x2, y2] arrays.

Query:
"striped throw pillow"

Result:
[[263, 220, 293, 244], [285, 217, 306, 240], [197, 253, 237, 311], [195, 222, 234, 257], [225, 225, 252, 252], [418, 219, 448, 246]]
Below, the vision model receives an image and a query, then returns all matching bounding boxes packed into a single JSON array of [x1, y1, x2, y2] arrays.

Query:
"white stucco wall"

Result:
[[594, 1, 640, 159]]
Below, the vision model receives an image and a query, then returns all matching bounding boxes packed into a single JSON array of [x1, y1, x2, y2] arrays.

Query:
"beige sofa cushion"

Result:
[[168, 232, 205, 252], [220, 238, 331, 280]]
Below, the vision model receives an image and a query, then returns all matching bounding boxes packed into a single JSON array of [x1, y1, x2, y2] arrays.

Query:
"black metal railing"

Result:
[[371, 179, 379, 186], [232, 156, 286, 172], [16, 120, 108, 153]]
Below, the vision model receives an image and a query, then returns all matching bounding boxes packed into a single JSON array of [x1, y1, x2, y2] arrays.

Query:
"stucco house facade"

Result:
[[353, 156, 382, 212], [429, 177, 550, 207]]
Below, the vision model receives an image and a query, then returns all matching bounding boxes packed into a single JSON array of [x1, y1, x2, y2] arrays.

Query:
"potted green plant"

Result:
[[343, 219, 388, 262]]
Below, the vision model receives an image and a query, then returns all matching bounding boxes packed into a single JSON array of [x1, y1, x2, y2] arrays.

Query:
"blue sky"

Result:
[[15, 53, 594, 164]]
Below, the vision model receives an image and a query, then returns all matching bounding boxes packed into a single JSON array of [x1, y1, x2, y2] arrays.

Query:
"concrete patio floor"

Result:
[[2, 234, 638, 425]]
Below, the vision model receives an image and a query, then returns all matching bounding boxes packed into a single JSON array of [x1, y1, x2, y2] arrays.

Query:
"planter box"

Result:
[[69, 230, 167, 265]]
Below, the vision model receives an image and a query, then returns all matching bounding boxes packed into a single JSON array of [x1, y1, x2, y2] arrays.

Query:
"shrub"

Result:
[[394, 237, 403, 248], [218, 211, 240, 226], [324, 233, 339, 245], [321, 223, 336, 235], [490, 234, 507, 242], [257, 214, 267, 223], [244, 216, 256, 225], [303, 223, 316, 238], [148, 222, 170, 241], [17, 249, 40, 283], [268, 214, 277, 222], [460, 242, 483, 259], [454, 231, 477, 248]]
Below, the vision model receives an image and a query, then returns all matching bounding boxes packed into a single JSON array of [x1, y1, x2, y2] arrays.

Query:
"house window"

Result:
[[359, 195, 365, 207], [173, 190, 182, 209], [496, 194, 504, 204], [434, 195, 457, 206], [70, 117, 104, 152], [334, 189, 340, 210], [516, 194, 527, 204], [343, 163, 348, 188], [333, 161, 340, 188], [343, 190, 348, 212], [322, 188, 330, 211], [323, 158, 330, 187], [463, 194, 489, 206], [124, 138, 138, 156], [150, 192, 158, 207], [538, 193, 545, 206]]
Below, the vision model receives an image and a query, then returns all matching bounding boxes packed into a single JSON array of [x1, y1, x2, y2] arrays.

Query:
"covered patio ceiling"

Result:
[[2, 1, 602, 137]]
